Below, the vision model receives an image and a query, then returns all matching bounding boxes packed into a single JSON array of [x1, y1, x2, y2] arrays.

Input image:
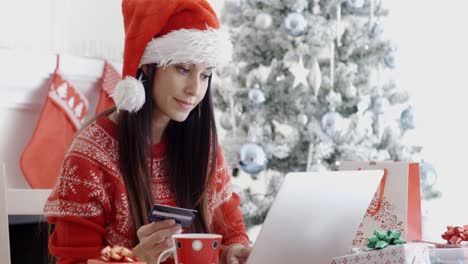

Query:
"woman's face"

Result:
[[151, 63, 213, 122]]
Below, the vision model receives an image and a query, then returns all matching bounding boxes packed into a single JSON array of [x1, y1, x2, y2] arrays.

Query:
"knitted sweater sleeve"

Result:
[[44, 154, 109, 264]]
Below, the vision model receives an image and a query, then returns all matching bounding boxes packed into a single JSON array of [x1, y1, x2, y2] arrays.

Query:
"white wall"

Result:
[[385, 0, 468, 241], [0, 0, 223, 61]]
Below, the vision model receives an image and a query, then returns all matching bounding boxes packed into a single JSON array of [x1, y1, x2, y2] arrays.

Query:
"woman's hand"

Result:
[[133, 219, 182, 263], [221, 243, 252, 264]]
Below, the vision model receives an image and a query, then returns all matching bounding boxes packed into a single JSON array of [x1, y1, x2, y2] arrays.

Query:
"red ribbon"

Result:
[[441, 225, 468, 244], [100, 245, 140, 262]]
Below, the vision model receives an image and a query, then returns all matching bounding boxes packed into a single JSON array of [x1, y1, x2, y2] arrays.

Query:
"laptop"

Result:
[[246, 170, 384, 264]]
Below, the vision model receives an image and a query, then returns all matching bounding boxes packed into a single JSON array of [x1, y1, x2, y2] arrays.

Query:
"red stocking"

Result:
[[95, 60, 120, 114], [20, 55, 88, 188]]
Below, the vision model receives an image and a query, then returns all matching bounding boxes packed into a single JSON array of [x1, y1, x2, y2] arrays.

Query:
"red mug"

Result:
[[157, 233, 223, 264]]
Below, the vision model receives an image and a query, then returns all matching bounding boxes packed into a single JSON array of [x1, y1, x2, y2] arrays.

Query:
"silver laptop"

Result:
[[246, 170, 384, 264]]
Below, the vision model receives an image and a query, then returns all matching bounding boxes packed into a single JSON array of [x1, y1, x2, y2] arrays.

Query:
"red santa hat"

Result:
[[112, 0, 233, 112]]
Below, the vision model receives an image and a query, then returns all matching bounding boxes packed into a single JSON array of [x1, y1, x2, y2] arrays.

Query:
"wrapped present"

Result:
[[87, 245, 146, 264], [88, 261, 146, 264], [430, 247, 468, 263], [331, 243, 431, 264]]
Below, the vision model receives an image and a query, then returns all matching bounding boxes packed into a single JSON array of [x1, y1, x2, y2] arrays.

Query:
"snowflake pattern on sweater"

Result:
[[44, 116, 246, 252]]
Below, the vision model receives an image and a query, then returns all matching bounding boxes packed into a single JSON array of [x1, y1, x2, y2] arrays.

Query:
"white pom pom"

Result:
[[111, 76, 146, 113]]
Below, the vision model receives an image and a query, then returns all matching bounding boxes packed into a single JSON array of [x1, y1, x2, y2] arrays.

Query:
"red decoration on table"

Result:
[[441, 225, 468, 244], [100, 245, 139, 262]]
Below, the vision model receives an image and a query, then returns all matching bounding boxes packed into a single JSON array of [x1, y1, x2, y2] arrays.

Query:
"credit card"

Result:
[[147, 204, 197, 228]]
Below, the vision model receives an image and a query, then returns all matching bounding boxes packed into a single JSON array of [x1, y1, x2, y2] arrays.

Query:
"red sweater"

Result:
[[44, 115, 249, 264]]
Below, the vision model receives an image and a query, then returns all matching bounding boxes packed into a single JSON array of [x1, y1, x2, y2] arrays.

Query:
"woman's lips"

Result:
[[174, 98, 194, 110]]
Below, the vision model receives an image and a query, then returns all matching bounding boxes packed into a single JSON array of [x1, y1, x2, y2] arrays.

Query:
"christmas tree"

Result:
[[213, 0, 440, 229]]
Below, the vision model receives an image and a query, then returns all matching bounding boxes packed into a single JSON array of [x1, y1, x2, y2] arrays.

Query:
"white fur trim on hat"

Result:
[[140, 28, 233, 67], [111, 76, 146, 113]]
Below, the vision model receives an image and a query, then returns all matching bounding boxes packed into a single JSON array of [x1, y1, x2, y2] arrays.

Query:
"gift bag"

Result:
[[339, 161, 422, 246]]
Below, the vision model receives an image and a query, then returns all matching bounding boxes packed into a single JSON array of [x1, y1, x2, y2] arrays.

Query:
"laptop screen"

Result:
[[246, 170, 384, 264]]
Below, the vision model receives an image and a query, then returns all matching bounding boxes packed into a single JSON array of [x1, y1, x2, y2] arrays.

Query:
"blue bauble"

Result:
[[384, 53, 396, 69], [400, 107, 415, 129], [248, 87, 266, 105], [321, 111, 344, 137], [284, 13, 308, 37], [238, 143, 268, 175], [372, 96, 389, 114]]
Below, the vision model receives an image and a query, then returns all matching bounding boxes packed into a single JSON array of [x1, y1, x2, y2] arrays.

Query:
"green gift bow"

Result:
[[367, 230, 406, 249]]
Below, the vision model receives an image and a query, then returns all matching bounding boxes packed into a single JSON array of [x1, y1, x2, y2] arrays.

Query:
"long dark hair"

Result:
[[117, 64, 218, 242]]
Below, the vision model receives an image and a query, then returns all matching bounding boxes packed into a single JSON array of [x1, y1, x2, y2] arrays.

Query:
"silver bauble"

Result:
[[400, 106, 415, 130], [284, 13, 308, 37], [321, 111, 344, 137], [238, 143, 268, 175], [248, 86, 266, 105], [297, 113, 309, 126], [420, 161, 438, 187], [255, 13, 273, 30], [220, 112, 233, 130], [369, 22, 384, 39], [372, 97, 389, 114]]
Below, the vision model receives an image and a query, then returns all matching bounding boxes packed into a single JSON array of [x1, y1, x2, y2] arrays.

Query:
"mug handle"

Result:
[[157, 246, 175, 264]]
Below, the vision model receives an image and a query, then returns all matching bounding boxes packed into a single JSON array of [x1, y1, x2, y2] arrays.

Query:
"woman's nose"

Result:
[[185, 75, 202, 96]]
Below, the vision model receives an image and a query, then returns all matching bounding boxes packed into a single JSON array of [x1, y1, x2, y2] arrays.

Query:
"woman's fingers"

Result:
[[238, 246, 252, 258], [133, 221, 182, 263], [144, 223, 182, 245], [137, 219, 176, 240]]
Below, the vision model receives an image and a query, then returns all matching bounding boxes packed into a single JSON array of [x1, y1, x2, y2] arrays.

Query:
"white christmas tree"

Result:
[[214, 0, 440, 229]]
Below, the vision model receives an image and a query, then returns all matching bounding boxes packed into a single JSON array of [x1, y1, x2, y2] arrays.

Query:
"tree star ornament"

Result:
[[289, 57, 310, 89]]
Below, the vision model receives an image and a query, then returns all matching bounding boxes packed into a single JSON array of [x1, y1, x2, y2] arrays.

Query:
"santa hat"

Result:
[[112, 0, 233, 112]]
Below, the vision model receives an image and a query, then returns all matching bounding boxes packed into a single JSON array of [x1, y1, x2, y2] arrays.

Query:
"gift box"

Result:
[[87, 245, 146, 264], [88, 260, 146, 264], [429, 247, 468, 263], [331, 243, 431, 264]]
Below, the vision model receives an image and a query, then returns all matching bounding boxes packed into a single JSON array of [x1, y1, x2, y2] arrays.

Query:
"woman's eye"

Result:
[[178, 67, 190, 74], [202, 74, 212, 80]]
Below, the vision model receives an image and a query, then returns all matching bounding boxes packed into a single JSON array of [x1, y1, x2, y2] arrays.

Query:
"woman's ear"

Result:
[[141, 65, 149, 76]]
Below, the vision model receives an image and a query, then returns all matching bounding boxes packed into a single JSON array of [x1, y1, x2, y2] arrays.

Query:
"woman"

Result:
[[44, 0, 251, 263]]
